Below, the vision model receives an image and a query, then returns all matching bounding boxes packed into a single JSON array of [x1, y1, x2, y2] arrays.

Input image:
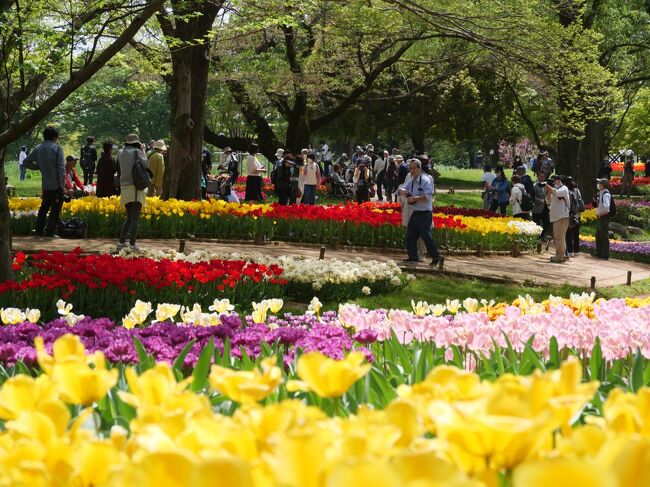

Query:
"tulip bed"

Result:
[[1, 251, 407, 320], [9, 197, 542, 251], [0, 294, 650, 484]]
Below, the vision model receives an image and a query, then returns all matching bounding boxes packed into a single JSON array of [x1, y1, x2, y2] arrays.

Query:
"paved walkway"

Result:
[[12, 237, 650, 289]]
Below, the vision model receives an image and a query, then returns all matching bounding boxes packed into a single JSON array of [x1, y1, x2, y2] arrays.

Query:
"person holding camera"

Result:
[[22, 127, 66, 238], [545, 175, 570, 263], [532, 171, 551, 240], [398, 159, 441, 266]]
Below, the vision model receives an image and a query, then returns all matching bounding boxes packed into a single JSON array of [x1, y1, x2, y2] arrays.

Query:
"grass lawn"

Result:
[[4, 161, 42, 197], [599, 277, 650, 299], [436, 167, 484, 189], [435, 191, 483, 209]]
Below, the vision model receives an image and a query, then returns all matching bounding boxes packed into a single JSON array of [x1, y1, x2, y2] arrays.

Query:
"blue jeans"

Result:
[[303, 184, 316, 205], [406, 210, 440, 261], [19, 164, 27, 181]]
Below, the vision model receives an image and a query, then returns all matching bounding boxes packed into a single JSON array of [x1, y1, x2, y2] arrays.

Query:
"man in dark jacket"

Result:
[[515, 165, 534, 197], [80, 136, 98, 186], [23, 127, 66, 238]]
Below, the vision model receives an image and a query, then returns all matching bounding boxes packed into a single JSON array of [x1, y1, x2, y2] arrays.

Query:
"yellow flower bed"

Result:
[[1, 333, 648, 486]]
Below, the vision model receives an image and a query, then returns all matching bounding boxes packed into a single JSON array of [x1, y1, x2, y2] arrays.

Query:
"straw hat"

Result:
[[153, 140, 167, 151], [275, 148, 285, 158]]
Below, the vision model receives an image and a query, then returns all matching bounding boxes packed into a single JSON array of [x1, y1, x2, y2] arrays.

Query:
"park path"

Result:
[[11, 236, 650, 289]]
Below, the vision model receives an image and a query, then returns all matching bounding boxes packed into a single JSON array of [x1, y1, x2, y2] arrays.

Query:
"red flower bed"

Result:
[[1, 250, 286, 320], [609, 176, 650, 189]]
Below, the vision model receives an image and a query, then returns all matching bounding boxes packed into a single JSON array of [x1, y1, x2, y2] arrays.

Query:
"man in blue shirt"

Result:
[[398, 159, 441, 266], [22, 126, 65, 238]]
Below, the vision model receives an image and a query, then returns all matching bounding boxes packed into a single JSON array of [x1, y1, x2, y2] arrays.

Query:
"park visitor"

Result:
[[353, 162, 371, 203], [222, 147, 239, 184], [374, 150, 388, 201], [276, 157, 297, 205], [245, 143, 266, 201], [489, 166, 510, 215], [546, 174, 570, 263], [384, 156, 399, 202], [201, 147, 212, 181], [18, 146, 28, 181], [532, 171, 551, 240], [22, 126, 65, 238], [64, 156, 85, 196], [620, 156, 635, 198], [95, 141, 118, 198], [80, 136, 98, 186], [301, 153, 321, 205], [320, 141, 332, 175], [480, 165, 496, 210], [274, 149, 285, 169], [396, 155, 408, 185], [398, 159, 441, 266], [515, 165, 534, 197], [509, 174, 530, 220], [594, 178, 612, 260], [147, 140, 166, 197], [598, 158, 613, 180], [565, 176, 584, 257], [117, 134, 148, 251]]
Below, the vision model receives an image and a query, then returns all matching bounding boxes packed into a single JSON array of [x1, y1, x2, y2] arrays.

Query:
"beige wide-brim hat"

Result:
[[153, 140, 167, 151], [125, 133, 140, 144]]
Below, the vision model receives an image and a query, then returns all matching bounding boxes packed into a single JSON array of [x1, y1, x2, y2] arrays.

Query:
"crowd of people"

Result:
[[17, 128, 630, 262], [480, 153, 615, 263]]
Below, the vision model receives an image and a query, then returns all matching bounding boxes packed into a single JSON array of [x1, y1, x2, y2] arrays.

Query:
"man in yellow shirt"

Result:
[[148, 140, 166, 196]]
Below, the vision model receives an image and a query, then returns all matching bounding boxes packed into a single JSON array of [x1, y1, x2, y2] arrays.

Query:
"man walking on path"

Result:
[[22, 127, 66, 238], [398, 159, 441, 266], [546, 174, 570, 263], [595, 178, 612, 260], [80, 136, 98, 186]]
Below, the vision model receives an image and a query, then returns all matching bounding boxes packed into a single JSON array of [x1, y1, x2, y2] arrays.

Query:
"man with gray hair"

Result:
[[398, 159, 441, 266]]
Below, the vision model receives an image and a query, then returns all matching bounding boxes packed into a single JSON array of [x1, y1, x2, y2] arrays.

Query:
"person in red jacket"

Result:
[[64, 155, 85, 196]]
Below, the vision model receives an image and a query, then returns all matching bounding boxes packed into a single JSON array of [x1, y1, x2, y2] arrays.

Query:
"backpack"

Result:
[[386, 162, 397, 182], [57, 218, 86, 238], [519, 187, 534, 212], [573, 189, 585, 213], [81, 145, 95, 170], [357, 168, 367, 187], [131, 151, 152, 190]]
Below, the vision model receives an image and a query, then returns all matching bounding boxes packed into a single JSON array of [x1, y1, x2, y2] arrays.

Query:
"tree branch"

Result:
[[0, 0, 165, 148]]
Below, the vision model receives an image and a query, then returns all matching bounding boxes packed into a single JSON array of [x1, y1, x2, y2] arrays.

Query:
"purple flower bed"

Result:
[[0, 311, 375, 368], [580, 240, 650, 263]]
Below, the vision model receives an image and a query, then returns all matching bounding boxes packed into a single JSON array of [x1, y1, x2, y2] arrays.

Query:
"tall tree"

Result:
[[0, 0, 164, 281], [155, 0, 225, 200]]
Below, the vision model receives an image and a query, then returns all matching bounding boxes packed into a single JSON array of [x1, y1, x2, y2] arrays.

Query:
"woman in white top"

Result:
[[244, 143, 266, 201]]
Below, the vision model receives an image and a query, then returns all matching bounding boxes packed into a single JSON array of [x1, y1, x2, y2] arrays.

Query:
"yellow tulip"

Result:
[[118, 363, 192, 411], [251, 301, 269, 324], [513, 459, 617, 487], [462, 298, 479, 313], [411, 300, 431, 317], [602, 387, 650, 435], [294, 351, 370, 398], [267, 298, 284, 314], [209, 357, 282, 404], [0, 375, 59, 420], [325, 461, 402, 487]]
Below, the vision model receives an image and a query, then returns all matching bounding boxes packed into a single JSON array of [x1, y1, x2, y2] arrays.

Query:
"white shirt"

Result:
[[246, 154, 263, 176], [596, 189, 611, 217], [18, 151, 27, 165], [374, 157, 387, 175], [509, 183, 526, 215], [549, 184, 570, 222], [481, 172, 496, 188]]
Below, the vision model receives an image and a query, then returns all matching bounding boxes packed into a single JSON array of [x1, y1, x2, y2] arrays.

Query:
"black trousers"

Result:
[[532, 206, 551, 239], [566, 221, 580, 254], [119, 202, 142, 246], [36, 189, 64, 236], [596, 216, 610, 259], [82, 167, 95, 186]]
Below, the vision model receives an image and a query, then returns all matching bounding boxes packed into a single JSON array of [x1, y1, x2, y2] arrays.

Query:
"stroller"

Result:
[[206, 172, 234, 201], [330, 178, 354, 199]]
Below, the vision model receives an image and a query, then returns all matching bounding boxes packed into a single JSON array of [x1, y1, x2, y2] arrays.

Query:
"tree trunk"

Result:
[[0, 147, 12, 282], [556, 136, 580, 177], [284, 94, 311, 153], [162, 2, 221, 200], [577, 119, 605, 202]]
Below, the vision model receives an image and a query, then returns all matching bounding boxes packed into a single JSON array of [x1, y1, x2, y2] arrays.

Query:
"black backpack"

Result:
[[519, 187, 534, 212], [605, 190, 616, 217], [57, 218, 86, 238], [131, 152, 152, 190]]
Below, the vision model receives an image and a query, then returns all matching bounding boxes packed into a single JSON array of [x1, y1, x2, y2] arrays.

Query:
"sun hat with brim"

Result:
[[125, 134, 140, 144], [275, 149, 285, 158], [394, 155, 404, 161], [153, 140, 167, 151]]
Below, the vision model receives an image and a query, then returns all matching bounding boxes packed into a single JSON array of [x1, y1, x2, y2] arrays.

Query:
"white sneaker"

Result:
[[116, 242, 127, 250], [129, 244, 141, 252]]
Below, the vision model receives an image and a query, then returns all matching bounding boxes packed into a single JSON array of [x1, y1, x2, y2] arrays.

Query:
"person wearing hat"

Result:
[[396, 155, 409, 186], [594, 178, 612, 259], [220, 147, 239, 184], [147, 140, 166, 197], [273, 149, 285, 169], [18, 145, 28, 181], [96, 140, 118, 198], [398, 158, 441, 266], [117, 133, 149, 251], [80, 136, 98, 186], [545, 174, 570, 263], [276, 155, 297, 205], [64, 155, 85, 195]]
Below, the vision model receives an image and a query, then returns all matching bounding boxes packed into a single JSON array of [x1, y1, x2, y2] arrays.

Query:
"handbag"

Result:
[[132, 151, 152, 190]]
